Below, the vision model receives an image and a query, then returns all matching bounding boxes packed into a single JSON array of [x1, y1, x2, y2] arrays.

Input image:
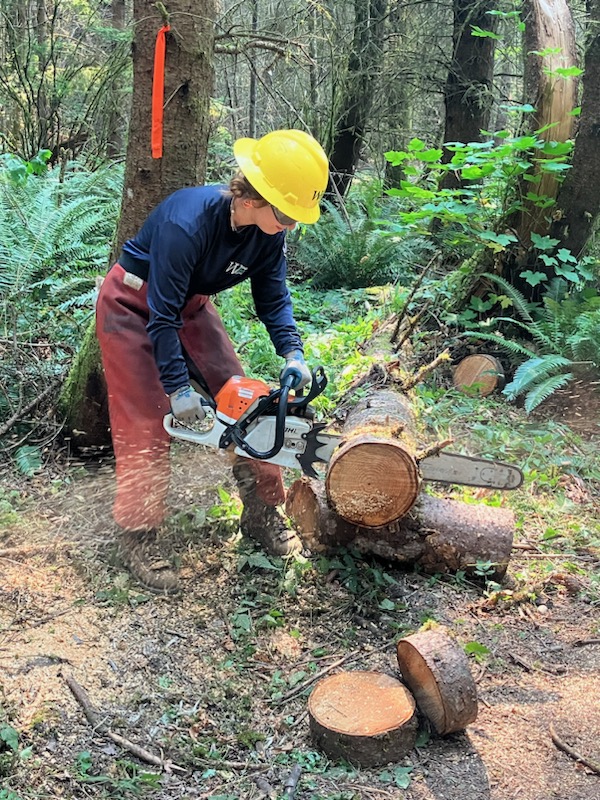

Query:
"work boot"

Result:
[[240, 496, 303, 557], [118, 529, 180, 594]]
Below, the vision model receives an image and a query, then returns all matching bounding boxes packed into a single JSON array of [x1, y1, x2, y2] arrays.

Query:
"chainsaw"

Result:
[[163, 366, 523, 490]]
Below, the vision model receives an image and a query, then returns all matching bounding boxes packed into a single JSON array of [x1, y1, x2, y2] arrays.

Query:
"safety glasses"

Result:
[[270, 204, 297, 226]]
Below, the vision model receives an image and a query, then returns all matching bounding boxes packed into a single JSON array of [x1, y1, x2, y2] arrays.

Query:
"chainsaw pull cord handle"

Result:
[[229, 372, 296, 461]]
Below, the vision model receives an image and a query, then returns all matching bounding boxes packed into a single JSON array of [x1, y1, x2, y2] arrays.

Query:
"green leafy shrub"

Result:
[[291, 189, 433, 290], [461, 274, 600, 412]]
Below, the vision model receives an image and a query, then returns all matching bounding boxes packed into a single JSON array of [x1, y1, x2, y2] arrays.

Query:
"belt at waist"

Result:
[[118, 250, 149, 281]]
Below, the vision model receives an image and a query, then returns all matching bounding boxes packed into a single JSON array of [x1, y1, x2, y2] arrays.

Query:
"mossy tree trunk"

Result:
[[61, 0, 216, 451]]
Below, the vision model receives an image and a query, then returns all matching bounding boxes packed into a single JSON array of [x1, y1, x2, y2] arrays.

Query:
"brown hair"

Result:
[[227, 171, 268, 206]]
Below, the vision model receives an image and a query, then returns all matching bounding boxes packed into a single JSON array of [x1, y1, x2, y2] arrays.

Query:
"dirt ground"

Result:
[[1, 391, 599, 800]]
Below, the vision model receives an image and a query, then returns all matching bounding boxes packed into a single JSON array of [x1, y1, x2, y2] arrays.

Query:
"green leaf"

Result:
[[0, 723, 19, 752], [549, 66, 583, 78], [379, 598, 396, 610], [15, 445, 42, 477], [407, 138, 425, 151], [556, 248, 577, 264], [520, 270, 547, 287], [539, 254, 557, 267], [554, 265, 580, 282], [470, 26, 501, 39], [464, 641, 491, 657], [531, 232, 559, 251]]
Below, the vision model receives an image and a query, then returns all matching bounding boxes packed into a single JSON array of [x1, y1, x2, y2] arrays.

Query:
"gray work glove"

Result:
[[169, 385, 206, 424], [280, 350, 312, 390]]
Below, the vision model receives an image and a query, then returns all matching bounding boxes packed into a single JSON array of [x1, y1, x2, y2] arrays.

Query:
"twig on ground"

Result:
[[549, 722, 600, 774], [508, 652, 566, 675], [282, 764, 303, 798], [62, 672, 184, 773], [254, 775, 277, 799], [572, 638, 600, 647], [0, 543, 73, 559], [0, 379, 61, 437]]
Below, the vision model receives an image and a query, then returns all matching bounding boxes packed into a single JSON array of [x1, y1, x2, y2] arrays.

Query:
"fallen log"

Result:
[[308, 671, 417, 767], [325, 389, 422, 527], [396, 630, 478, 735], [286, 479, 514, 579]]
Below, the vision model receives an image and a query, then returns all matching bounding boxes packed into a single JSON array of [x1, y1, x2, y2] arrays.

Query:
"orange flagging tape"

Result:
[[151, 24, 170, 158]]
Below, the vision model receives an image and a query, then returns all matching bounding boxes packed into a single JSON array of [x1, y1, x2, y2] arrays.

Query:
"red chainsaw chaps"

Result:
[[96, 265, 285, 531]]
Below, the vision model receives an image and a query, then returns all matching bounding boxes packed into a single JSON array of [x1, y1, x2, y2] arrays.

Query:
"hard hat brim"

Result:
[[234, 137, 321, 225]]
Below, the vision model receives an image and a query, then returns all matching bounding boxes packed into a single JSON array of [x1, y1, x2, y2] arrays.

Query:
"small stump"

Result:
[[396, 630, 478, 735], [453, 354, 504, 397], [308, 671, 417, 767]]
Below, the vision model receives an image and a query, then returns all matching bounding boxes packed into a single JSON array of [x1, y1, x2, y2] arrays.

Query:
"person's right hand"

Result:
[[169, 386, 206, 424]]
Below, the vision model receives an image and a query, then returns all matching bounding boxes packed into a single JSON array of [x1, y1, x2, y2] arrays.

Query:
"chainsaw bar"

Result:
[[418, 451, 524, 490], [299, 429, 523, 490]]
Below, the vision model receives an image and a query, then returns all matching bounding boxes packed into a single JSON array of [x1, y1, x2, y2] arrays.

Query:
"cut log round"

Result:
[[325, 390, 421, 527], [452, 354, 504, 397], [286, 479, 514, 579], [308, 671, 417, 767], [396, 630, 478, 735]]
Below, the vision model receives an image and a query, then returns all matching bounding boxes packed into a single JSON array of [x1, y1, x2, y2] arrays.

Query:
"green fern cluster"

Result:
[[290, 196, 434, 290], [0, 159, 122, 466], [462, 274, 600, 412]]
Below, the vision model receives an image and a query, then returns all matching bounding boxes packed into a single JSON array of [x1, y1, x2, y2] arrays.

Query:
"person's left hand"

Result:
[[280, 350, 311, 390]]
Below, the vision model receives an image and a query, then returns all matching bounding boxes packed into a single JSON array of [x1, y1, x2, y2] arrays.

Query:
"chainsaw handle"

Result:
[[231, 378, 292, 460]]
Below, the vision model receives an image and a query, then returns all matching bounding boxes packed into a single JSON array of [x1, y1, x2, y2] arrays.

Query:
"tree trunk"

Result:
[[441, 0, 498, 189], [550, 0, 600, 256], [327, 0, 387, 199], [63, 0, 216, 449], [396, 630, 478, 735], [308, 671, 418, 767], [286, 479, 514, 579], [113, 0, 216, 256], [515, 0, 578, 244]]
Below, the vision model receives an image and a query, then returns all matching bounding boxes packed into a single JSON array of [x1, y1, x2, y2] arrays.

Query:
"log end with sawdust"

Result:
[[325, 389, 422, 528], [308, 671, 417, 767], [396, 630, 478, 735]]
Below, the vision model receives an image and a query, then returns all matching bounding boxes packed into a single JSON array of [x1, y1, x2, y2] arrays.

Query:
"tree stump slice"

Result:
[[308, 671, 418, 767], [286, 480, 514, 579], [453, 354, 504, 397], [396, 630, 478, 735]]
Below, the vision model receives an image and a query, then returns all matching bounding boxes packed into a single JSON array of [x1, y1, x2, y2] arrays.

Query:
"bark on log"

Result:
[[325, 390, 422, 527], [396, 630, 478, 735], [286, 479, 514, 579], [308, 671, 417, 767]]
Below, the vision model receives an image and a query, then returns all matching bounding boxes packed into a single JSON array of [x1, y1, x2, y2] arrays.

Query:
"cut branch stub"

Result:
[[325, 390, 421, 527], [396, 630, 478, 735], [308, 671, 417, 767]]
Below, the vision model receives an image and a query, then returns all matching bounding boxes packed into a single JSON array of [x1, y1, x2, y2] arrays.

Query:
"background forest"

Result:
[[1, 2, 600, 800]]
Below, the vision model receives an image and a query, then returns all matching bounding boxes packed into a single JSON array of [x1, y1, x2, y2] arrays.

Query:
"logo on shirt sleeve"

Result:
[[226, 261, 248, 276]]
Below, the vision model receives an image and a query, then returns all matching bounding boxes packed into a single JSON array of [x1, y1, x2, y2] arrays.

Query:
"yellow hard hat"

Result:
[[233, 129, 329, 224]]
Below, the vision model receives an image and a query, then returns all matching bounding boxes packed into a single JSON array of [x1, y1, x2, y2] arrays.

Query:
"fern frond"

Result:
[[460, 331, 536, 358], [481, 272, 536, 322], [503, 355, 572, 400], [524, 372, 573, 413]]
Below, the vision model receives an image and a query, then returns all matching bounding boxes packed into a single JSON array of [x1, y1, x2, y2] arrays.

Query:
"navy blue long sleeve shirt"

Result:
[[120, 185, 303, 395]]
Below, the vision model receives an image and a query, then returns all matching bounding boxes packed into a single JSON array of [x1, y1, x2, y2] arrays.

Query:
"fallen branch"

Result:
[[0, 379, 61, 437], [401, 349, 451, 391], [62, 672, 184, 773], [282, 764, 303, 798], [572, 638, 600, 647], [390, 255, 437, 345], [549, 722, 600, 774]]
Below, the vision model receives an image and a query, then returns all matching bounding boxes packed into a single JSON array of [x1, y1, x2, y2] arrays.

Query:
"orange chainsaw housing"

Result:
[[214, 375, 271, 423]]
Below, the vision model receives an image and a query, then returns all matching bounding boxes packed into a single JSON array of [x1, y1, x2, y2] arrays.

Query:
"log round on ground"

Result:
[[452, 354, 505, 397], [308, 671, 417, 767], [286, 479, 514, 579], [396, 630, 478, 735]]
